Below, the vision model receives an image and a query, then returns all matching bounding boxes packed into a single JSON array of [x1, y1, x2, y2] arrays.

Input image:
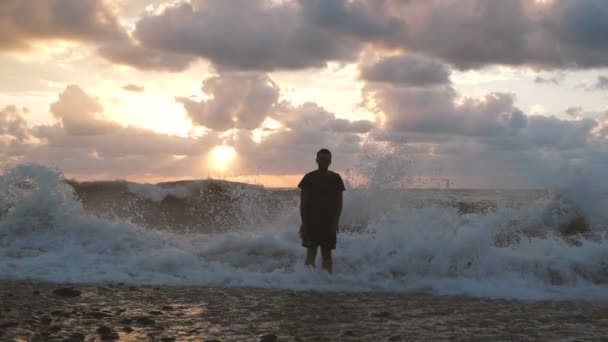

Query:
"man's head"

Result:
[[316, 148, 332, 170]]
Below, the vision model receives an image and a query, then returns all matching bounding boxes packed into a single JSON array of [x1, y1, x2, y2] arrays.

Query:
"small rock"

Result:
[[134, 316, 155, 326], [52, 288, 81, 298], [150, 310, 163, 315], [65, 332, 85, 342], [0, 321, 18, 329], [32, 290, 40, 295], [388, 336, 402, 341], [97, 325, 119, 340], [161, 338, 175, 342], [40, 316, 52, 324], [48, 325, 62, 333], [123, 326, 133, 333], [371, 311, 391, 318], [50, 310, 64, 316], [161, 305, 174, 311], [97, 325, 113, 335], [119, 318, 132, 325], [86, 311, 113, 319], [259, 333, 278, 342]]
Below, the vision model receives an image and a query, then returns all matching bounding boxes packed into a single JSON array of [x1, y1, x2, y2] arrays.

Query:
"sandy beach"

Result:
[[0, 282, 607, 341]]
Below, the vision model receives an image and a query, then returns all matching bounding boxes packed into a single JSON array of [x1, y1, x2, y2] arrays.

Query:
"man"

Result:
[[298, 148, 345, 273]]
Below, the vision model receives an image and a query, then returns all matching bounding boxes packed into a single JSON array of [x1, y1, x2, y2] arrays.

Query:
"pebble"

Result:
[[259, 333, 278, 342], [52, 288, 81, 298], [65, 332, 85, 342], [123, 326, 133, 333], [0, 321, 18, 329], [97, 325, 119, 340], [134, 316, 155, 326], [119, 318, 132, 325], [86, 310, 113, 319], [49, 325, 62, 333]]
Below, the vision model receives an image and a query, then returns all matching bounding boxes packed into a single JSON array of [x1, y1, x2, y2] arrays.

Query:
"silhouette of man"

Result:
[[298, 148, 345, 273]]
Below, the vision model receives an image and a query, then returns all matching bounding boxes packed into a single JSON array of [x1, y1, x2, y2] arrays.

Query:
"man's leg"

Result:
[[305, 246, 317, 268], [320, 246, 332, 274]]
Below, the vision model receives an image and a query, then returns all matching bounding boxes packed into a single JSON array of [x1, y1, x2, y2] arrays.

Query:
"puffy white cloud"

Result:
[[176, 73, 280, 131]]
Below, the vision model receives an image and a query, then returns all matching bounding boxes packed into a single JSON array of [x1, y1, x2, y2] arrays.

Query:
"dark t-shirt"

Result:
[[298, 170, 345, 227]]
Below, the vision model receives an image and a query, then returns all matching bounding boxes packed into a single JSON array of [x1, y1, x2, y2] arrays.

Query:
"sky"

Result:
[[1, 0, 608, 188]]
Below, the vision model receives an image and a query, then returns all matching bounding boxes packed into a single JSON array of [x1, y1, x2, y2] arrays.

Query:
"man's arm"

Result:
[[333, 191, 343, 231], [299, 189, 311, 240], [300, 188, 310, 227]]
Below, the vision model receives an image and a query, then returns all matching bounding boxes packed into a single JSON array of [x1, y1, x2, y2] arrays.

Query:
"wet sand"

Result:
[[1, 282, 607, 341]]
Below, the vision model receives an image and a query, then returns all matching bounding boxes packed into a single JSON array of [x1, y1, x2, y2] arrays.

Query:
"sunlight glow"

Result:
[[209, 145, 236, 173]]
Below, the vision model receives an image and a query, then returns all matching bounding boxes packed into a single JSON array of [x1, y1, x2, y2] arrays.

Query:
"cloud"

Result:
[[2, 85, 222, 179], [102, 0, 402, 71], [98, 38, 195, 72], [232, 102, 370, 174], [0, 0, 125, 52], [3, 79, 377, 179], [176, 73, 281, 131], [361, 55, 451, 86], [5, 0, 608, 73], [593, 76, 608, 90], [534, 75, 563, 85], [122, 84, 144, 92], [329, 118, 374, 133], [49, 85, 120, 135], [0, 105, 29, 141], [360, 55, 608, 187], [565, 106, 583, 117]]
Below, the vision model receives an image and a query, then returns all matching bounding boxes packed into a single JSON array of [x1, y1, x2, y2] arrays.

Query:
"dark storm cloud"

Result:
[[98, 38, 196, 72], [109, 0, 402, 71], [361, 55, 451, 86], [122, 84, 145, 92], [0, 0, 125, 51], [4, 0, 608, 72], [534, 75, 563, 85], [525, 115, 596, 150]]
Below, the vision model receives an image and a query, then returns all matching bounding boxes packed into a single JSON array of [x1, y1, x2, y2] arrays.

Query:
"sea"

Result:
[[1, 163, 607, 302]]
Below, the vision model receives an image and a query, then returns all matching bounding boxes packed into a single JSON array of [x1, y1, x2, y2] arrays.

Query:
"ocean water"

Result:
[[1, 164, 607, 301]]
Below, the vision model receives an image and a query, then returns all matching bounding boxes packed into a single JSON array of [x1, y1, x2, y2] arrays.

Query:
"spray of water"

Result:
[[1, 161, 607, 300]]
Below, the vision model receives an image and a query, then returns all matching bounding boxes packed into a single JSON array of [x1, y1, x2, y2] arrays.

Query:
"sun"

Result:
[[209, 145, 236, 173]]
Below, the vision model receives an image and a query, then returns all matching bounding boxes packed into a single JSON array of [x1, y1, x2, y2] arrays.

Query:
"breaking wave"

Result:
[[1, 163, 607, 301]]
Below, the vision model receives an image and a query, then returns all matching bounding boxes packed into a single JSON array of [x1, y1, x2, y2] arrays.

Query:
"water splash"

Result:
[[0, 163, 607, 301]]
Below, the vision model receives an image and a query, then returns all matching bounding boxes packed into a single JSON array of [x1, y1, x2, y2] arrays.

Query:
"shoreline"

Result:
[[1, 281, 607, 341]]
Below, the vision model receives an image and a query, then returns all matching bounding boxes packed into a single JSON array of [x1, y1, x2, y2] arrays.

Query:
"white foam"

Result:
[[1, 164, 607, 301]]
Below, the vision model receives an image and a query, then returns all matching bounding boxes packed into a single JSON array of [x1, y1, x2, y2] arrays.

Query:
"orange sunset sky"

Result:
[[2, 0, 608, 188]]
